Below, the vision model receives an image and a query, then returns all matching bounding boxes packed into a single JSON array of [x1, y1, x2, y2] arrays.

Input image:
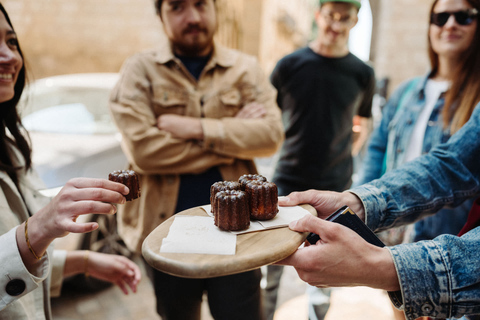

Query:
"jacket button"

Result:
[[421, 302, 433, 314], [6, 279, 26, 296]]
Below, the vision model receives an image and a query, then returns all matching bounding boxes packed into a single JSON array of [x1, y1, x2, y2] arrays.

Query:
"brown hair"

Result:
[[428, 0, 480, 133], [0, 4, 31, 184], [154, 0, 217, 17]]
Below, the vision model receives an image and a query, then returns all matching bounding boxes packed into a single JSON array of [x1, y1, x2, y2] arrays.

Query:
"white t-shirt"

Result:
[[404, 79, 450, 163]]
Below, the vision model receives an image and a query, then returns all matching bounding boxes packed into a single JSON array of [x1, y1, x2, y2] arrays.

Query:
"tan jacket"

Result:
[[0, 142, 66, 319], [109, 42, 284, 253]]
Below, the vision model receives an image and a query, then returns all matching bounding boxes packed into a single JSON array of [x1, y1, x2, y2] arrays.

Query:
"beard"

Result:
[[170, 24, 215, 57]]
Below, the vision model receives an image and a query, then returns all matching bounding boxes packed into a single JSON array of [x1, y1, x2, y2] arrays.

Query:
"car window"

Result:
[[20, 86, 117, 135]]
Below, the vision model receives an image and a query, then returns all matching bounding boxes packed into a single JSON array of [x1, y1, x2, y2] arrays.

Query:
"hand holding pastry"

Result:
[[16, 178, 129, 271]]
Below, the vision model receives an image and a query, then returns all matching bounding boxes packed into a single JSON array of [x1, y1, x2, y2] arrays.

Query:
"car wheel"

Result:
[[61, 214, 133, 293]]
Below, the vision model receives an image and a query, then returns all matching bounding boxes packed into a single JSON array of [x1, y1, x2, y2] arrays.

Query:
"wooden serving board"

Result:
[[142, 204, 316, 278]]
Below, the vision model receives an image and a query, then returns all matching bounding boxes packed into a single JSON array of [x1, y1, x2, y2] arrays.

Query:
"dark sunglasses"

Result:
[[430, 8, 479, 27]]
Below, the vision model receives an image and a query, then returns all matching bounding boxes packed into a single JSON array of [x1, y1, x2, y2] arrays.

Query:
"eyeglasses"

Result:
[[430, 8, 479, 27], [321, 11, 355, 27]]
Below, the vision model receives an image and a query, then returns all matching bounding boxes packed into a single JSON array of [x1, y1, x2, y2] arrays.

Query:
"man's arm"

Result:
[[278, 202, 480, 319], [156, 102, 267, 140], [277, 213, 399, 291], [109, 55, 235, 175], [276, 103, 480, 319], [352, 102, 480, 232], [200, 55, 284, 160]]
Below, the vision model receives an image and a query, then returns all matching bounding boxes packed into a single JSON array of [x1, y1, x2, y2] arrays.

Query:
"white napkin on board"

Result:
[[201, 204, 311, 235], [160, 216, 236, 255], [159, 204, 312, 255]]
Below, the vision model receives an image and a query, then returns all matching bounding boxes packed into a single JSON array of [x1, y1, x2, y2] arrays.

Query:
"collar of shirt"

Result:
[[152, 41, 236, 70]]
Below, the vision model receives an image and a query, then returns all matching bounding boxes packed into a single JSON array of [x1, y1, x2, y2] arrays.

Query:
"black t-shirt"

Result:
[[271, 47, 375, 193]]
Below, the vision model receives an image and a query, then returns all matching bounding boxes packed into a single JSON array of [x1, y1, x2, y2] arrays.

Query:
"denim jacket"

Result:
[[350, 102, 480, 319], [356, 73, 473, 241], [356, 73, 450, 184]]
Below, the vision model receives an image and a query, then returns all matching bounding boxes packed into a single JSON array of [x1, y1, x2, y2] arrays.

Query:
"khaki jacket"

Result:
[[109, 43, 284, 253], [0, 142, 66, 319]]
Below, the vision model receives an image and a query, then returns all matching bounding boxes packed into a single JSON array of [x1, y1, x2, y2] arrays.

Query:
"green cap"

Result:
[[319, 0, 361, 9]]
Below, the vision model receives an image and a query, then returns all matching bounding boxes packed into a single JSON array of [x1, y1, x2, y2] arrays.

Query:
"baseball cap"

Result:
[[319, 0, 362, 9]]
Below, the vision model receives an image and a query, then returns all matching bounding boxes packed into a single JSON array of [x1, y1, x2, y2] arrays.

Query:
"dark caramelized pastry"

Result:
[[108, 170, 141, 201], [214, 190, 250, 231], [210, 181, 241, 213], [245, 181, 278, 220], [238, 174, 267, 190]]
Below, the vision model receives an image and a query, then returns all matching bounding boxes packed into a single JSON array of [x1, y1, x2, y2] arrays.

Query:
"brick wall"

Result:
[[2, 0, 434, 95], [2, 0, 315, 81], [3, 0, 167, 81], [371, 0, 432, 96], [259, 0, 316, 74]]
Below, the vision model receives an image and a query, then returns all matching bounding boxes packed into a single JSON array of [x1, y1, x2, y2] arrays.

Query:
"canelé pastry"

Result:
[[108, 170, 141, 201], [245, 181, 278, 220], [238, 174, 267, 190], [214, 190, 250, 231], [210, 181, 242, 213]]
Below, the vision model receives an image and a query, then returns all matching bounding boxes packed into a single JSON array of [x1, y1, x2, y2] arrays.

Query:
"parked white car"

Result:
[[19, 73, 128, 188], [19, 73, 131, 292]]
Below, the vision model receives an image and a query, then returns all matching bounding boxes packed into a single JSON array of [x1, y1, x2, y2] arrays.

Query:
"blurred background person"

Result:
[[0, 3, 141, 319], [109, 0, 283, 319], [355, 0, 480, 318], [263, 0, 375, 319]]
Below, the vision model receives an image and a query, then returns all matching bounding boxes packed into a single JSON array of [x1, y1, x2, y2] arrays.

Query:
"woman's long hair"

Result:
[[428, 0, 480, 133], [0, 4, 31, 184]]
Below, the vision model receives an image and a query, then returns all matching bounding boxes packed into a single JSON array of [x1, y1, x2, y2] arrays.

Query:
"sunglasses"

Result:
[[430, 8, 479, 27]]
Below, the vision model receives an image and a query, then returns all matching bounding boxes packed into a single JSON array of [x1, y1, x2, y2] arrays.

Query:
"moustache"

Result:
[[183, 25, 206, 35]]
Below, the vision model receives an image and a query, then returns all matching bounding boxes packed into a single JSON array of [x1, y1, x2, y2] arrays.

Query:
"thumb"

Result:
[[66, 220, 99, 234], [289, 214, 324, 234]]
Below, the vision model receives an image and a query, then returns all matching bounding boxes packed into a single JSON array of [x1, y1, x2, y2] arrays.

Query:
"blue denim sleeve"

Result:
[[354, 81, 411, 187], [389, 229, 480, 319], [348, 103, 480, 318], [350, 102, 480, 231]]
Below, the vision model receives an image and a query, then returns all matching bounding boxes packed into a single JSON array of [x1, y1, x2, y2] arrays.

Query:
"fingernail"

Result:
[[289, 220, 297, 228], [278, 196, 290, 203]]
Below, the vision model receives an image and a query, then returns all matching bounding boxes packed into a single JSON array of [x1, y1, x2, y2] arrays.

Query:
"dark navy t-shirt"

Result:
[[174, 54, 223, 213]]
